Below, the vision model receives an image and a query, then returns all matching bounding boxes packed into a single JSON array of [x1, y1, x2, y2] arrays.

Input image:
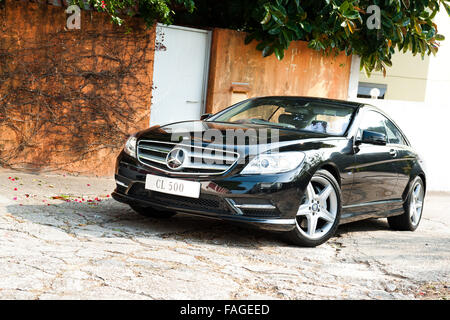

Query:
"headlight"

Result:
[[241, 152, 305, 175], [124, 136, 137, 158]]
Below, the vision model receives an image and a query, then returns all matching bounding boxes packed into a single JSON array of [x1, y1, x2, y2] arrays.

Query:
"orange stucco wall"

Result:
[[0, 0, 155, 176], [206, 28, 352, 114]]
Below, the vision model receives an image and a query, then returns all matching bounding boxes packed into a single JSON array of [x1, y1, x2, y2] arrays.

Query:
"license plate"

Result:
[[145, 174, 201, 198]]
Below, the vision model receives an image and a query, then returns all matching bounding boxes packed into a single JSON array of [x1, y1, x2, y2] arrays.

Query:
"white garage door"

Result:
[[150, 24, 211, 126]]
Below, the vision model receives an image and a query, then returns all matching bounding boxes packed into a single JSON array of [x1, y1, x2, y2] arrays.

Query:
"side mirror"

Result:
[[200, 113, 213, 121], [357, 130, 387, 146]]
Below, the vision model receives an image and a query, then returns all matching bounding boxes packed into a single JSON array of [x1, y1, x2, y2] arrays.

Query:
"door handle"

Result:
[[389, 149, 397, 157], [186, 100, 200, 103]]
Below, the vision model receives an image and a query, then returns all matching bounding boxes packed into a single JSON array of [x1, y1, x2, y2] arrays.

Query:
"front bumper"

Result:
[[113, 152, 312, 232]]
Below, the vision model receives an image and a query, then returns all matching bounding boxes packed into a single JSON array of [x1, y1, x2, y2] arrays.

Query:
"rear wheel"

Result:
[[285, 169, 341, 247], [388, 176, 425, 231], [130, 205, 177, 219]]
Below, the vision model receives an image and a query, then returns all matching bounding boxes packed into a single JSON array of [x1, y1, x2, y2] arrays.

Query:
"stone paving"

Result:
[[0, 170, 448, 299]]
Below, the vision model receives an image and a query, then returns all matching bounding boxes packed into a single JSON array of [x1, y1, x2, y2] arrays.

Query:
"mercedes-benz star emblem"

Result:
[[166, 148, 186, 170]]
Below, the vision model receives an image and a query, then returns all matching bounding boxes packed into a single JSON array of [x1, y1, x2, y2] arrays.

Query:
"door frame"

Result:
[[152, 24, 212, 126]]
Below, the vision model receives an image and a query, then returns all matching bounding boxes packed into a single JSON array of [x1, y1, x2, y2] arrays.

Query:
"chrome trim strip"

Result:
[[185, 162, 229, 171], [116, 180, 128, 188], [138, 153, 166, 164], [138, 145, 171, 153], [234, 204, 277, 210], [342, 199, 403, 209], [189, 150, 237, 163], [254, 218, 296, 225], [224, 198, 243, 215], [225, 199, 278, 216]]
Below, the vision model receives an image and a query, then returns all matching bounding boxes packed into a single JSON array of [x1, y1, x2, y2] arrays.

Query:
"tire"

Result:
[[285, 169, 342, 247], [130, 205, 177, 219], [388, 176, 425, 231]]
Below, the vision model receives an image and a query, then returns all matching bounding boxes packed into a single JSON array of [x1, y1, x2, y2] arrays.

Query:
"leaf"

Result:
[[354, 6, 365, 14], [271, 13, 285, 26], [401, 17, 411, 27], [268, 26, 281, 35], [414, 21, 422, 34], [348, 20, 356, 33], [244, 34, 255, 44], [425, 27, 435, 41], [418, 39, 425, 53], [396, 27, 404, 42], [339, 1, 350, 14], [261, 11, 271, 24], [343, 22, 350, 37], [342, 9, 360, 20], [307, 39, 317, 49], [274, 46, 285, 60], [290, 25, 303, 38], [299, 11, 307, 21], [300, 21, 312, 33], [281, 29, 292, 43], [429, 43, 438, 56], [262, 45, 274, 57], [256, 42, 267, 51], [443, 2, 450, 17]]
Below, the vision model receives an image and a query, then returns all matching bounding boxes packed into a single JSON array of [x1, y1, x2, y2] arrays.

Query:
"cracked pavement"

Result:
[[0, 170, 448, 299]]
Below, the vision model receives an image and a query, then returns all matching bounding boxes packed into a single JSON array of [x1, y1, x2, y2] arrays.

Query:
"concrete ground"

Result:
[[0, 169, 448, 300]]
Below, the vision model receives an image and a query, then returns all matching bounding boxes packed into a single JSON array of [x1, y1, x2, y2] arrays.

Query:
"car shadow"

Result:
[[337, 218, 391, 235], [6, 199, 285, 248], [6, 199, 392, 248]]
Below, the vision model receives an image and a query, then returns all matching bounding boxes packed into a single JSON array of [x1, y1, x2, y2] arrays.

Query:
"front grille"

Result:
[[137, 140, 239, 175], [127, 183, 230, 214], [152, 192, 223, 212]]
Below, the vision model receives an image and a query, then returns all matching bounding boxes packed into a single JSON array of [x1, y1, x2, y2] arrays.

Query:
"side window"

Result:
[[359, 111, 387, 137], [384, 119, 406, 145]]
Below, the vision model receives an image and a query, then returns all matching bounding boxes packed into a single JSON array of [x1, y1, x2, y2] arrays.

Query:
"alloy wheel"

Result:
[[410, 182, 424, 226], [295, 176, 338, 240]]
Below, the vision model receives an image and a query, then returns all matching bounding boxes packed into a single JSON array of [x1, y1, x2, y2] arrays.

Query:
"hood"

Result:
[[137, 120, 335, 146]]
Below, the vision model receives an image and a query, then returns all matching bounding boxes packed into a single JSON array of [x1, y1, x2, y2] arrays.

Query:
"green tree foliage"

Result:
[[72, 0, 195, 26], [74, 0, 450, 75]]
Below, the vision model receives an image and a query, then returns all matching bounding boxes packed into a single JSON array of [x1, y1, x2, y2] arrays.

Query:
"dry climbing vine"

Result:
[[0, 23, 154, 171]]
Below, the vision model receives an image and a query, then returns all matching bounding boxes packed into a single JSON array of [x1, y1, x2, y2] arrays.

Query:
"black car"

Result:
[[112, 96, 426, 247]]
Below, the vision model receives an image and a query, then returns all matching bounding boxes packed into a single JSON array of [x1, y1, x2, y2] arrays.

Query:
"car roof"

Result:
[[250, 96, 365, 109]]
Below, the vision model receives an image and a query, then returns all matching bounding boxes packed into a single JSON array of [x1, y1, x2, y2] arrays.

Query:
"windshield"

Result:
[[209, 98, 355, 135]]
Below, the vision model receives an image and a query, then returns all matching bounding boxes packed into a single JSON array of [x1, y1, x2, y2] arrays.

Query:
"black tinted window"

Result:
[[359, 111, 387, 136], [385, 119, 405, 145], [210, 98, 355, 135]]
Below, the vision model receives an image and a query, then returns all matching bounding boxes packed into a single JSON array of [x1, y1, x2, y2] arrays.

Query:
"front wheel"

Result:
[[285, 169, 342, 247]]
